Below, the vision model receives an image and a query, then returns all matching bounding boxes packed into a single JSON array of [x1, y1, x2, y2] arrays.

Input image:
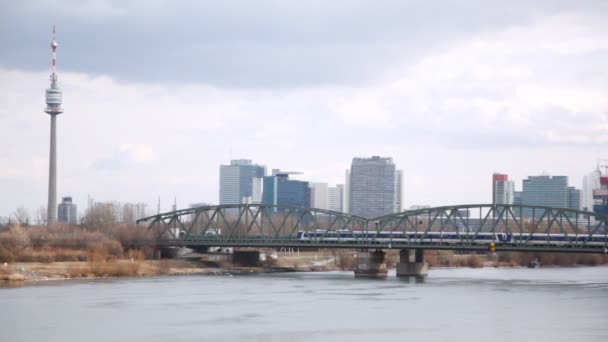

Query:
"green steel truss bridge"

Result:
[[137, 204, 608, 254]]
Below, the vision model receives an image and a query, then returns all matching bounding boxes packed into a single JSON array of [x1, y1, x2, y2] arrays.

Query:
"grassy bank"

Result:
[[1, 259, 224, 282], [0, 224, 152, 264]]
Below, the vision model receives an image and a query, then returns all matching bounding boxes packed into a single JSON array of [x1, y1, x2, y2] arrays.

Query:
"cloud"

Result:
[[3, 1, 602, 87], [331, 11, 608, 148], [1, 2, 608, 216], [90, 144, 156, 170]]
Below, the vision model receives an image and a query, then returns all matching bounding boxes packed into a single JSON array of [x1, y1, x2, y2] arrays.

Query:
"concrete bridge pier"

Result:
[[354, 250, 388, 278], [232, 250, 261, 267], [396, 249, 428, 277]]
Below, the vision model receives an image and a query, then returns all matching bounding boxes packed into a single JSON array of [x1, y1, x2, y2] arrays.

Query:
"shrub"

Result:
[[126, 249, 146, 261], [337, 252, 355, 270], [466, 254, 483, 268]]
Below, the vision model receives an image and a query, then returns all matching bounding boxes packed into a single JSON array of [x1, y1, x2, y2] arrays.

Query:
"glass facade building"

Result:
[[58, 196, 78, 224], [568, 187, 581, 211], [520, 175, 580, 218], [219, 159, 266, 205], [262, 171, 311, 211]]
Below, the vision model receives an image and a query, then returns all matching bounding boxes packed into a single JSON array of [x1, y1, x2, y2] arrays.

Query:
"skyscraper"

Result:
[[219, 159, 266, 205], [492, 173, 509, 205], [58, 197, 77, 225], [311, 182, 329, 210], [395, 170, 403, 213], [310, 183, 344, 212], [344, 170, 350, 213], [582, 169, 601, 211], [327, 184, 344, 212], [45, 26, 64, 225], [348, 156, 402, 218], [494, 179, 515, 205], [520, 175, 580, 218], [568, 187, 581, 211], [262, 170, 311, 210], [513, 191, 522, 205]]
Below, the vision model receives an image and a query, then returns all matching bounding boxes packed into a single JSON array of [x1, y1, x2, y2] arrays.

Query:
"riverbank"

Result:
[[0, 258, 341, 283], [0, 260, 200, 282], [3, 253, 607, 284]]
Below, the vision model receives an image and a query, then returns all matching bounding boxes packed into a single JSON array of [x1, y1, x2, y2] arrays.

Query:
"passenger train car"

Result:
[[296, 230, 608, 247]]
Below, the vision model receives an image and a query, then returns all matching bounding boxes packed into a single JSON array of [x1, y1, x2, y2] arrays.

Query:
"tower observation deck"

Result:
[[45, 26, 63, 115]]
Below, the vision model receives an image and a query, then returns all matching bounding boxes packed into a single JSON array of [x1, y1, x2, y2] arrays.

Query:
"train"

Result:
[[296, 230, 608, 247]]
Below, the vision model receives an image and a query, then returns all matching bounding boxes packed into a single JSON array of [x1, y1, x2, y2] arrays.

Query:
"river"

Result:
[[2, 267, 608, 342]]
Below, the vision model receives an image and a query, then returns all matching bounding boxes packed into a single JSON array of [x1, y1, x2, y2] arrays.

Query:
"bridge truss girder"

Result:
[[137, 204, 608, 253]]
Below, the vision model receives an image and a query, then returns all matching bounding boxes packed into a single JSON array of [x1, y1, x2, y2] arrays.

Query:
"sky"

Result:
[[1, 1, 608, 219]]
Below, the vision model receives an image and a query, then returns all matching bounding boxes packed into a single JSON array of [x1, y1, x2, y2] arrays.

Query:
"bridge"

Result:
[[137, 204, 608, 277]]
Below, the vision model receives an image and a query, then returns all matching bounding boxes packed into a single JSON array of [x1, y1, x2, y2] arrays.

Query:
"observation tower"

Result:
[[45, 25, 63, 225]]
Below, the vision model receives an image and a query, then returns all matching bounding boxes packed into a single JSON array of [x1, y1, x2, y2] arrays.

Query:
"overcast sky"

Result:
[[1, 1, 608, 219]]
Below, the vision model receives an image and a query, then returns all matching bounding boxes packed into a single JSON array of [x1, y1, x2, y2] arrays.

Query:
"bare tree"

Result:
[[35, 206, 47, 227], [82, 204, 118, 228], [12, 206, 30, 226]]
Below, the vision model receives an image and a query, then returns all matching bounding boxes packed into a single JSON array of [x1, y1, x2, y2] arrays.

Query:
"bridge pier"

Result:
[[354, 250, 388, 278], [232, 250, 261, 267], [396, 249, 428, 277]]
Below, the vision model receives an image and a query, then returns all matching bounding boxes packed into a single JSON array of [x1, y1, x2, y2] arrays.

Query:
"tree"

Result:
[[12, 206, 30, 226], [35, 206, 47, 227], [82, 204, 118, 228]]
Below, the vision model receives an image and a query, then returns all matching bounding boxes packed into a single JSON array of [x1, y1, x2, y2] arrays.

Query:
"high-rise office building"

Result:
[[494, 179, 515, 205], [512, 191, 523, 217], [395, 170, 403, 213], [492, 173, 509, 205], [513, 191, 522, 206], [311, 183, 346, 212], [582, 169, 601, 211], [58, 196, 77, 224], [520, 175, 580, 218], [219, 159, 266, 205], [311, 182, 329, 210], [262, 170, 311, 210], [593, 172, 608, 215], [344, 170, 350, 213], [348, 156, 402, 218], [328, 184, 344, 212], [568, 187, 581, 211]]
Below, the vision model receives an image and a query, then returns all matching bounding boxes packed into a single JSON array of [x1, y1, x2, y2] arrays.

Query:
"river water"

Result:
[[2, 267, 608, 342]]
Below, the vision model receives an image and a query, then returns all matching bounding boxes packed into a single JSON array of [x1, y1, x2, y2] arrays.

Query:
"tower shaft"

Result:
[[47, 115, 57, 224]]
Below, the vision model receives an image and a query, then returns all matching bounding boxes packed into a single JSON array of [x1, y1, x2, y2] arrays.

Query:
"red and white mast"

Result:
[[51, 25, 58, 82]]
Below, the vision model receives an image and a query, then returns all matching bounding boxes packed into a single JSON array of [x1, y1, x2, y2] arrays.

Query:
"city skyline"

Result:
[[1, 2, 608, 217], [18, 160, 601, 222]]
